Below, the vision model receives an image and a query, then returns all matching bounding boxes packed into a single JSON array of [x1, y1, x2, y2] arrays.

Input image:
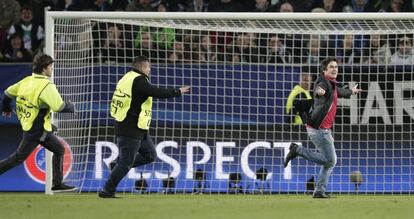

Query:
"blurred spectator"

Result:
[[2, 33, 33, 62], [208, 0, 245, 12], [361, 34, 391, 65], [266, 35, 292, 64], [199, 34, 217, 62], [168, 39, 185, 63], [55, 23, 93, 60], [101, 24, 125, 63], [278, 28, 304, 63], [342, 0, 377, 12], [154, 28, 176, 51], [134, 30, 159, 61], [390, 35, 414, 65], [228, 33, 259, 63], [18, 0, 55, 26], [230, 33, 259, 63], [389, 0, 404, 12], [7, 6, 44, 55], [186, 34, 216, 62], [286, 70, 312, 124], [276, 1, 305, 63], [385, 0, 413, 12], [303, 37, 324, 64], [210, 31, 234, 62], [0, 0, 21, 52], [55, 0, 79, 11], [279, 1, 294, 12], [253, 0, 271, 12], [186, 0, 209, 12], [126, 0, 154, 11], [312, 0, 344, 12], [156, 1, 168, 11], [331, 34, 361, 64], [309, 8, 330, 57], [273, 0, 296, 62], [0, 0, 21, 31], [183, 34, 199, 61]]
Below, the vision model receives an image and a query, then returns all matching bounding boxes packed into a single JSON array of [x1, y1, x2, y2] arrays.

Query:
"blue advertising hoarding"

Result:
[[0, 64, 413, 193]]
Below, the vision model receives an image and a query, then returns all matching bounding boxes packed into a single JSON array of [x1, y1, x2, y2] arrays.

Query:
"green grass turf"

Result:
[[0, 193, 413, 219]]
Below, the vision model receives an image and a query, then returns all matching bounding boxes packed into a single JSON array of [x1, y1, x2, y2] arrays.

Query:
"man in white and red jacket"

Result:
[[284, 57, 362, 198]]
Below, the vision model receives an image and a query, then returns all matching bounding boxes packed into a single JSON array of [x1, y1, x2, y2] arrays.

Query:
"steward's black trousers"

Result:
[[0, 132, 65, 186], [103, 133, 156, 194]]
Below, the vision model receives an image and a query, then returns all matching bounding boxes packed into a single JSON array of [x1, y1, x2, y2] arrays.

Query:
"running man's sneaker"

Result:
[[313, 192, 331, 199], [52, 184, 77, 192], [284, 143, 299, 168]]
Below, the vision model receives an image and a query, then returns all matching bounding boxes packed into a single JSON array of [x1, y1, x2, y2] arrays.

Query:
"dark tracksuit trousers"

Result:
[[0, 131, 65, 186], [103, 132, 156, 194]]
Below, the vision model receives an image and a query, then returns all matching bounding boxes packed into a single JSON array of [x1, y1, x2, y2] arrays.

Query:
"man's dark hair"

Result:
[[320, 57, 338, 73], [32, 54, 54, 74], [132, 55, 149, 69], [21, 5, 32, 12]]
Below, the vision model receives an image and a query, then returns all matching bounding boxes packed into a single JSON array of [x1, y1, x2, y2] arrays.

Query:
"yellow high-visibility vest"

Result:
[[286, 85, 312, 124], [5, 74, 62, 131], [110, 71, 153, 130]]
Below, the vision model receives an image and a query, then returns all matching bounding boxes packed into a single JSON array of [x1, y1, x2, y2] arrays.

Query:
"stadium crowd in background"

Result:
[[0, 0, 414, 63]]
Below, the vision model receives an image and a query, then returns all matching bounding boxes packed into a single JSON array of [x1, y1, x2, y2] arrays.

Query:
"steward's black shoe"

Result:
[[52, 184, 77, 192], [313, 192, 331, 199], [284, 143, 299, 168], [98, 190, 118, 199]]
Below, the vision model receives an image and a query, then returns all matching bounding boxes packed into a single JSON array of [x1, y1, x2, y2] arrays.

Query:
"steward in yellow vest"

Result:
[[110, 57, 190, 137], [99, 55, 190, 198], [0, 54, 76, 192], [110, 70, 153, 131]]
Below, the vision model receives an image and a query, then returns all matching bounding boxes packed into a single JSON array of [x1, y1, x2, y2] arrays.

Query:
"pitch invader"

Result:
[[285, 57, 362, 198]]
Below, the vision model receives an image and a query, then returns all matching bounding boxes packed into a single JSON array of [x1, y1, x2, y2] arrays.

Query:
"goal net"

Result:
[[46, 12, 414, 195]]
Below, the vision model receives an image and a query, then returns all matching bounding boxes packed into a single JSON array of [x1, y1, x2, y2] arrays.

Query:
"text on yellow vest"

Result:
[[15, 76, 52, 131], [110, 71, 153, 130]]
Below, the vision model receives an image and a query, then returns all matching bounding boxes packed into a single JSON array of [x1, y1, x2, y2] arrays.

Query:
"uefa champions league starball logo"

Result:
[[23, 137, 72, 184]]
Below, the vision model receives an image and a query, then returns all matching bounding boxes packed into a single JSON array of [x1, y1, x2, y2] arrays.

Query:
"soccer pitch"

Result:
[[0, 193, 412, 219]]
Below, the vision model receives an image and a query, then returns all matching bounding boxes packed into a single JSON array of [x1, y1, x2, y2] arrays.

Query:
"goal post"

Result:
[[44, 10, 54, 195], [45, 11, 414, 195]]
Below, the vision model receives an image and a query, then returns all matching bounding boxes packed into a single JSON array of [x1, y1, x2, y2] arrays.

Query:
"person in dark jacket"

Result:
[[2, 33, 32, 62], [7, 6, 44, 55], [99, 55, 190, 198], [284, 57, 362, 198]]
